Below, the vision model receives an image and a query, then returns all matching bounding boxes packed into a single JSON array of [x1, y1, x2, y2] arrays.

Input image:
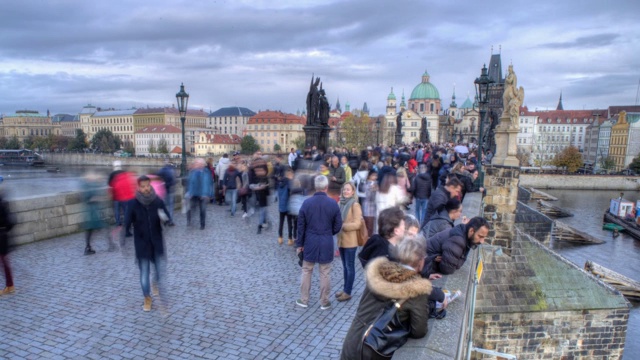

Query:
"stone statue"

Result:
[[420, 117, 428, 143], [396, 112, 403, 133], [502, 65, 525, 127], [319, 87, 330, 127], [306, 75, 321, 126]]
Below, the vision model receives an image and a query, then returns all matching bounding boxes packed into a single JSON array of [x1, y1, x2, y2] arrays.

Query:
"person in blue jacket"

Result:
[[187, 158, 212, 230], [295, 175, 342, 310]]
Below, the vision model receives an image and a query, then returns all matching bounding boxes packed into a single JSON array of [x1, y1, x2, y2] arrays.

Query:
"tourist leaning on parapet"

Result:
[[341, 235, 434, 360], [420, 176, 463, 230], [422, 198, 467, 239], [358, 206, 405, 269], [425, 217, 490, 276]]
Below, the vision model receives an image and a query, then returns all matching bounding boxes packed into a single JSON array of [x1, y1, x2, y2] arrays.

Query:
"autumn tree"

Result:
[[123, 140, 136, 155], [292, 136, 306, 150], [157, 138, 168, 154], [552, 146, 583, 173], [516, 148, 531, 167], [6, 136, 21, 149], [629, 153, 640, 174], [68, 129, 88, 152], [341, 114, 375, 150]]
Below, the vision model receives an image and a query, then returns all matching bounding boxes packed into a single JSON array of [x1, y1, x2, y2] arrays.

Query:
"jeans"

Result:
[[0, 254, 13, 288], [339, 247, 357, 295], [415, 198, 428, 225], [138, 257, 165, 297], [165, 189, 175, 222], [188, 197, 206, 227], [226, 189, 238, 215], [278, 212, 293, 238], [258, 206, 268, 226], [113, 200, 128, 225], [300, 261, 331, 305]]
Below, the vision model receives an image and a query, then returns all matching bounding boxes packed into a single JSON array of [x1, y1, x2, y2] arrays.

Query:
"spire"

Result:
[[336, 97, 342, 112], [362, 102, 369, 115], [400, 89, 406, 110], [387, 87, 396, 101], [450, 85, 457, 108], [556, 91, 564, 111]]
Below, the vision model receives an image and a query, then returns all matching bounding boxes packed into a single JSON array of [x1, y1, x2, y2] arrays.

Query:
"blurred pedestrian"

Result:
[[276, 169, 294, 245], [157, 161, 176, 226], [250, 155, 271, 234], [124, 175, 172, 312], [215, 154, 230, 205], [82, 171, 112, 255], [362, 170, 378, 237], [295, 175, 342, 310], [222, 164, 241, 217], [108, 161, 135, 237], [0, 190, 15, 295], [187, 158, 212, 230]]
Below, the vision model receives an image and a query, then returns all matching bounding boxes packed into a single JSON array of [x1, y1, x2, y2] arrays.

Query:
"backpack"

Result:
[[356, 173, 366, 194]]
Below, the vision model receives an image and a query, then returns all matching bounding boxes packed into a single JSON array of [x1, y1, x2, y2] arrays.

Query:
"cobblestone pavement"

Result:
[[0, 201, 367, 359]]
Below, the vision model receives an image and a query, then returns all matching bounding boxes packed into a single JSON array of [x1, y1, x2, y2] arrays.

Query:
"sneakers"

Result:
[[278, 237, 283, 245], [287, 239, 294, 246], [84, 247, 96, 255], [320, 302, 332, 310], [0, 286, 15, 296], [295, 299, 308, 308], [143, 296, 152, 312], [336, 293, 352, 302], [242, 212, 248, 218]]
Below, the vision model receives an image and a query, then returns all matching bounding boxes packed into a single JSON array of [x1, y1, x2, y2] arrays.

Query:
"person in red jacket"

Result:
[[108, 161, 136, 237]]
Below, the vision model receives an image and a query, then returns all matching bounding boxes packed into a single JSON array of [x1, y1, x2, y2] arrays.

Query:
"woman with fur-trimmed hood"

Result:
[[341, 236, 433, 360]]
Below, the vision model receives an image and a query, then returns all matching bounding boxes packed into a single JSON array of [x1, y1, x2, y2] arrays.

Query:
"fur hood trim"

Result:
[[365, 257, 433, 300]]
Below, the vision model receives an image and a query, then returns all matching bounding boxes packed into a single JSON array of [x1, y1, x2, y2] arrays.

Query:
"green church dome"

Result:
[[387, 87, 396, 100], [460, 97, 474, 109], [409, 70, 440, 100]]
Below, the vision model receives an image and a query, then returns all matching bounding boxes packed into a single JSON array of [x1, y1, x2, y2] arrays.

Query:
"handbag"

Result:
[[357, 217, 368, 247], [360, 299, 410, 359]]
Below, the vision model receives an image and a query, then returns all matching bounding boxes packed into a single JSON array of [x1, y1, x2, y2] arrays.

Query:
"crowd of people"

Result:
[[0, 141, 493, 359]]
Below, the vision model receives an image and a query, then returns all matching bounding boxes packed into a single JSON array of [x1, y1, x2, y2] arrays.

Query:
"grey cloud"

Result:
[[539, 34, 620, 49]]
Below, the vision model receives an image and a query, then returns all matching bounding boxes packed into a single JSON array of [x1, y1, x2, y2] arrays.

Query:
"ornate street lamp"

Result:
[[474, 64, 494, 183], [176, 83, 189, 177], [375, 117, 381, 145]]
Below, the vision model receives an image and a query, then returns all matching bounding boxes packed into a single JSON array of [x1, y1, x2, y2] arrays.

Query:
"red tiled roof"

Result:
[[520, 106, 608, 125], [170, 146, 182, 154], [137, 125, 182, 133], [199, 134, 242, 144], [134, 107, 207, 116], [247, 110, 305, 125]]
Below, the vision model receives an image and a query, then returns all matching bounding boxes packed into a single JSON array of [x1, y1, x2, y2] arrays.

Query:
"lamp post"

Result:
[[375, 117, 381, 145], [176, 83, 189, 177], [474, 64, 494, 184]]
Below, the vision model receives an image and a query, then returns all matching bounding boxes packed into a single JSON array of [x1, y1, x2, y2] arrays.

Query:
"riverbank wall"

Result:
[[8, 188, 183, 246], [42, 153, 179, 167], [520, 174, 640, 190]]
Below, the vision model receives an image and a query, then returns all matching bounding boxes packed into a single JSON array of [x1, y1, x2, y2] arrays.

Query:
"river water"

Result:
[[1, 167, 638, 357], [541, 189, 640, 359]]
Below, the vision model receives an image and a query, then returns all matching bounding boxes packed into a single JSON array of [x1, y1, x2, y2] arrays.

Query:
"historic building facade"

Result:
[[207, 107, 256, 137], [134, 125, 183, 156], [194, 134, 242, 156], [0, 110, 62, 141], [90, 109, 136, 146], [244, 111, 305, 152], [133, 107, 207, 132]]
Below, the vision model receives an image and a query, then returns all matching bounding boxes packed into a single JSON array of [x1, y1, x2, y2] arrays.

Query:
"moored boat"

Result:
[[0, 149, 45, 166]]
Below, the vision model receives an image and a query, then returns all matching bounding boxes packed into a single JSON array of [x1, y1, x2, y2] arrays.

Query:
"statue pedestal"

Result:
[[491, 117, 519, 167], [304, 125, 322, 149], [395, 132, 403, 146], [319, 125, 332, 151]]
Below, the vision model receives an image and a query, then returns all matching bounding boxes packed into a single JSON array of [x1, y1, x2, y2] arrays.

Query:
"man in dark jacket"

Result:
[[358, 206, 405, 268], [0, 191, 15, 296], [426, 217, 489, 275], [412, 164, 432, 224], [422, 198, 465, 238], [295, 175, 342, 310], [125, 175, 172, 312], [421, 177, 463, 229], [157, 161, 176, 226], [327, 155, 345, 201]]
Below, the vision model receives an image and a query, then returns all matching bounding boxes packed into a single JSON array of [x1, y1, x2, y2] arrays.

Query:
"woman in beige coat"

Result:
[[336, 182, 362, 302]]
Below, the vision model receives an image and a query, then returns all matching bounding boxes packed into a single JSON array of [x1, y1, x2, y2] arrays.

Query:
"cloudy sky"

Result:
[[1, 0, 639, 117]]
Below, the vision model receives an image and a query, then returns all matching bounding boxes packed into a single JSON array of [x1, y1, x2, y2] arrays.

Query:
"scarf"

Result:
[[135, 187, 157, 206], [339, 195, 357, 222]]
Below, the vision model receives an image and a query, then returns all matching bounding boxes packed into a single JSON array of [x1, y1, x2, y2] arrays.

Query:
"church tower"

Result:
[[400, 90, 406, 112], [335, 97, 342, 113], [449, 87, 458, 119], [362, 102, 370, 116], [386, 87, 397, 116], [556, 92, 564, 111]]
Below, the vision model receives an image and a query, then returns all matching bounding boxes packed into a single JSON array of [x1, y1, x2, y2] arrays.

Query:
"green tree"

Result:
[[123, 140, 135, 155], [241, 135, 260, 154], [91, 129, 121, 153], [273, 143, 282, 153], [157, 138, 168, 154], [599, 156, 616, 173], [0, 137, 7, 149], [552, 146, 583, 173], [22, 135, 36, 150], [292, 136, 306, 150], [69, 129, 88, 152], [148, 139, 157, 154], [341, 114, 375, 149], [629, 154, 640, 174], [47, 134, 68, 151], [7, 136, 21, 149]]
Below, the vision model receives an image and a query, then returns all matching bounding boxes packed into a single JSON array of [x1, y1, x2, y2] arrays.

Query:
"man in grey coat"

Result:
[[295, 175, 342, 310]]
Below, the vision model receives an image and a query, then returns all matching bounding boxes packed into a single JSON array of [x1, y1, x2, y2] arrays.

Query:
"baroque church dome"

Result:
[[409, 70, 440, 100]]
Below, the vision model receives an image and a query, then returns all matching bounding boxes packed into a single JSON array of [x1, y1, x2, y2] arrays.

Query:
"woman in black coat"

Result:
[[341, 236, 434, 360], [0, 192, 15, 296]]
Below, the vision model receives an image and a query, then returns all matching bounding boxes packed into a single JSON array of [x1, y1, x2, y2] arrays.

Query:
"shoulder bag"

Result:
[[360, 299, 410, 359]]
